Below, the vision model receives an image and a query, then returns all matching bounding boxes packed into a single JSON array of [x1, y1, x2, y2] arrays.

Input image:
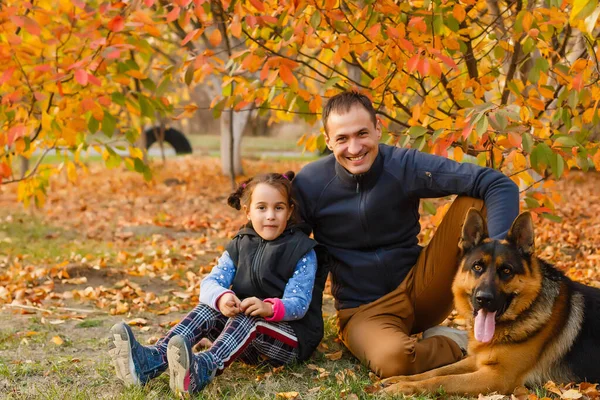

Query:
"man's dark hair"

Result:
[[322, 91, 377, 134]]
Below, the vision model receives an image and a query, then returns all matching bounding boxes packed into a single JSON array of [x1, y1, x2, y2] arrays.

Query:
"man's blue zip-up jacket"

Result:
[[293, 144, 520, 310]]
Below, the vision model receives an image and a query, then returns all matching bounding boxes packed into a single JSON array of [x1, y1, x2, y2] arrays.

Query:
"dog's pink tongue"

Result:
[[474, 309, 496, 342]]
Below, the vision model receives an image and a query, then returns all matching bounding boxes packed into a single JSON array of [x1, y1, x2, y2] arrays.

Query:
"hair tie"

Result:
[[282, 174, 289, 180], [241, 183, 247, 188]]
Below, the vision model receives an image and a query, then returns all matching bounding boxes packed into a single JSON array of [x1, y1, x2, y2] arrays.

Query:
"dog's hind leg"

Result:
[[381, 355, 476, 385]]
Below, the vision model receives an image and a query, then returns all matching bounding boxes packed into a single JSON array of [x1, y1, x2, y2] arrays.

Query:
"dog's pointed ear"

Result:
[[507, 212, 535, 256], [459, 208, 488, 253]]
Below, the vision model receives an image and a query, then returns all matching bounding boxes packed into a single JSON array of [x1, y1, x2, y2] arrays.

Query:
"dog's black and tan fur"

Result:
[[383, 209, 600, 396]]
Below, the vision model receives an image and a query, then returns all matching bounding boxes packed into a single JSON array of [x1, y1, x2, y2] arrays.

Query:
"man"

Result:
[[292, 91, 519, 377]]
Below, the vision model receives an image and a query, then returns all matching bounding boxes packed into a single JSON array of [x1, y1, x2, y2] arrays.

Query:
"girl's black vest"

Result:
[[226, 223, 325, 361]]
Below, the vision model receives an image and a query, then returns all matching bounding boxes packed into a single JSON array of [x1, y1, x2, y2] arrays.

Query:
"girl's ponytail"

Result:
[[227, 179, 251, 210]]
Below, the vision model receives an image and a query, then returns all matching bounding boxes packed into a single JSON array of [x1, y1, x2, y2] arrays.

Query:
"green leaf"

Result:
[[408, 126, 428, 138], [134, 157, 146, 173], [475, 116, 489, 136], [541, 213, 562, 223], [524, 196, 541, 209], [522, 37, 535, 54], [553, 135, 579, 148], [494, 46, 505, 61], [88, 115, 99, 133], [185, 63, 195, 86], [141, 78, 156, 92], [310, 11, 321, 29], [102, 111, 116, 136], [422, 200, 437, 215], [212, 98, 227, 119], [138, 95, 155, 119], [496, 111, 508, 131], [549, 153, 564, 179], [324, 77, 341, 90], [522, 132, 534, 153], [112, 92, 126, 106], [156, 76, 171, 96]]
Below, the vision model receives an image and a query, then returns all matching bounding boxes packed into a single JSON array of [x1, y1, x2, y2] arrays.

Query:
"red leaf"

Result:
[[0, 67, 15, 85], [57, 80, 64, 96], [0, 162, 12, 183], [88, 73, 101, 86], [260, 62, 270, 81], [144, 0, 155, 6], [462, 123, 473, 139], [572, 72, 584, 91], [181, 28, 201, 46], [417, 57, 430, 76], [407, 54, 419, 73], [438, 54, 457, 69], [108, 16, 125, 32], [34, 64, 51, 72], [7, 125, 26, 146], [74, 69, 88, 86], [24, 17, 41, 36], [166, 6, 180, 23], [398, 38, 414, 53], [367, 23, 381, 40], [248, 0, 265, 11]]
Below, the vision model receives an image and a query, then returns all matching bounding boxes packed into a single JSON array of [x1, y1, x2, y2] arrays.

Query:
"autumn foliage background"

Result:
[[2, 0, 600, 398]]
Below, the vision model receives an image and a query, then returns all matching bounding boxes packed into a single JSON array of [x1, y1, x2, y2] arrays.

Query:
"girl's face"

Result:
[[244, 183, 293, 241]]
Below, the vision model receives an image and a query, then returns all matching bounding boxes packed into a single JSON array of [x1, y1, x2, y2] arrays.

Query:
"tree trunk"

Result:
[[220, 109, 248, 177]]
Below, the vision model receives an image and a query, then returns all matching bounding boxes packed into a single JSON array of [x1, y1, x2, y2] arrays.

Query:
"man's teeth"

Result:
[[349, 154, 365, 161]]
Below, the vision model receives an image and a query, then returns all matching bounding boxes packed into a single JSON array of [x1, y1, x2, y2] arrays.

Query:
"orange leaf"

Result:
[[279, 64, 295, 86], [51, 336, 64, 346], [74, 69, 88, 86], [209, 29, 222, 47], [230, 15, 242, 38], [0, 67, 15, 85], [107, 16, 125, 32], [508, 132, 522, 148]]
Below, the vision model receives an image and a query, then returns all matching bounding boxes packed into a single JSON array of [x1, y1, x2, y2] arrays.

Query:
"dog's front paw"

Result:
[[382, 382, 418, 396], [380, 375, 410, 386]]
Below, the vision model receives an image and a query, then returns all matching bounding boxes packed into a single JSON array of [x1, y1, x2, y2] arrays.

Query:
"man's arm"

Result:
[[399, 150, 520, 239]]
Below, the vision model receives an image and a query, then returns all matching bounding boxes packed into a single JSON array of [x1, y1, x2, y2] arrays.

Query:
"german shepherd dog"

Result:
[[382, 209, 600, 396]]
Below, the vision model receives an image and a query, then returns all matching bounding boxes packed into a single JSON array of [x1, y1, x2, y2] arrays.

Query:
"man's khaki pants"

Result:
[[337, 197, 486, 378]]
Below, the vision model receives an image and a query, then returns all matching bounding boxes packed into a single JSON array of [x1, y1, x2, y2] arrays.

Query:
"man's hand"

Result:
[[240, 297, 274, 318], [217, 292, 241, 317]]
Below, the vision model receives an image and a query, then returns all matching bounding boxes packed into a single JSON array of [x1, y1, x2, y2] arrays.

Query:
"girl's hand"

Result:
[[218, 292, 241, 317], [240, 297, 274, 318]]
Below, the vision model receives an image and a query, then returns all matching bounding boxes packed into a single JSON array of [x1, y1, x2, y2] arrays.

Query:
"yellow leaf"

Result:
[[325, 350, 343, 360], [276, 392, 300, 399], [67, 161, 77, 183], [129, 147, 144, 159], [453, 146, 464, 162], [51, 336, 64, 345]]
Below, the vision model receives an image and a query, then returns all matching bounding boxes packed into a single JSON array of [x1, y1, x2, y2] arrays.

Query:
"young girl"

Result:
[[108, 171, 324, 395]]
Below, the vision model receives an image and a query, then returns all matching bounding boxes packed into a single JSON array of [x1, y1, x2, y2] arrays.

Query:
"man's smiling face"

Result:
[[325, 104, 382, 176]]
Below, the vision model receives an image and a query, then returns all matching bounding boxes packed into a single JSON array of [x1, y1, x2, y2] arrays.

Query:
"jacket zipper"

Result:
[[251, 239, 266, 292], [355, 176, 373, 249]]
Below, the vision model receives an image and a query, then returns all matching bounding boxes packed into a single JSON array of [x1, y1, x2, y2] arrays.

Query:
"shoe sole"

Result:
[[167, 336, 191, 396], [108, 323, 141, 386]]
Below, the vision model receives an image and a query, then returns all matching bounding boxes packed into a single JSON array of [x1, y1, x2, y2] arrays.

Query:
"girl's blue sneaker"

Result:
[[167, 335, 216, 395], [108, 322, 167, 385]]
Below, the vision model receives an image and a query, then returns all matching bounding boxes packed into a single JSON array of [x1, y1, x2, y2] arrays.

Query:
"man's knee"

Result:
[[365, 342, 418, 378]]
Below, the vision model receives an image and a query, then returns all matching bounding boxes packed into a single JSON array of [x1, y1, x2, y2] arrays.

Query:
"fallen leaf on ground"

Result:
[[51, 336, 64, 345]]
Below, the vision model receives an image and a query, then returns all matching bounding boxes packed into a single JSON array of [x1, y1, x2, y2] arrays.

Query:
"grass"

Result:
[[0, 212, 115, 264]]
